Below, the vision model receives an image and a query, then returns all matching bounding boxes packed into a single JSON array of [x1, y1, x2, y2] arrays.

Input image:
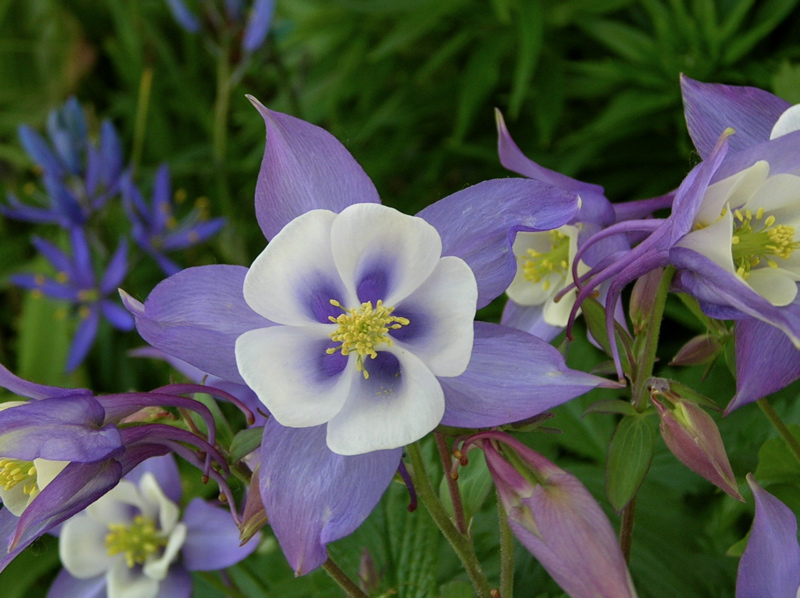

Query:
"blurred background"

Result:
[[1, 1, 800, 596]]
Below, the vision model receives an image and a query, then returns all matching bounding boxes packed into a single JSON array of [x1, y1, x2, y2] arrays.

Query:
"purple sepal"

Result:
[[728, 311, 800, 413], [47, 568, 107, 598], [156, 566, 192, 598], [242, 0, 274, 52], [0, 395, 122, 462], [181, 498, 260, 570], [500, 300, 563, 342], [250, 100, 380, 240], [440, 322, 614, 428], [681, 75, 790, 160], [416, 179, 579, 309], [123, 265, 272, 384], [0, 362, 87, 401], [736, 475, 800, 598], [1, 459, 123, 571], [259, 418, 402, 574]]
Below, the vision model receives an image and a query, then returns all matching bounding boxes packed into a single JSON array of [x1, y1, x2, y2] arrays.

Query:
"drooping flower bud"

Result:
[[473, 432, 638, 598], [669, 333, 723, 367], [652, 397, 742, 500]]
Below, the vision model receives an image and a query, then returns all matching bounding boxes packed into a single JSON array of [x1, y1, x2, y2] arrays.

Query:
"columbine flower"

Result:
[[124, 100, 615, 573], [472, 432, 638, 598], [736, 474, 800, 598], [11, 228, 133, 371], [49, 455, 258, 598], [165, 0, 275, 54], [2, 98, 123, 227], [122, 165, 225, 275]]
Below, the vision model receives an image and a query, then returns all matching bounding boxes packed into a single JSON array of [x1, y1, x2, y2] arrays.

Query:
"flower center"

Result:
[[326, 299, 410, 379], [105, 515, 166, 568], [730, 207, 800, 279], [0, 458, 39, 496], [519, 230, 570, 291]]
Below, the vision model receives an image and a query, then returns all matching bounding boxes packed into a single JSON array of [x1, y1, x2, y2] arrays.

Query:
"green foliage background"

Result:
[[1, 0, 800, 596]]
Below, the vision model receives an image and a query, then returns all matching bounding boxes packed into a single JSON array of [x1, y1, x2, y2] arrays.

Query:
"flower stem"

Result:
[[497, 490, 514, 598], [435, 432, 467, 535], [322, 557, 369, 598], [407, 442, 492, 598], [619, 496, 637, 563], [758, 399, 800, 463]]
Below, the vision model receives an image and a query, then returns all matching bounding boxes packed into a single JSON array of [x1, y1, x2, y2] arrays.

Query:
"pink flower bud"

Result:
[[669, 333, 722, 366]]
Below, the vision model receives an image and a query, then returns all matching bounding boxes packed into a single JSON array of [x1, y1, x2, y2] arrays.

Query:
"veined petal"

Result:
[[681, 75, 790, 159], [326, 347, 445, 455], [124, 265, 271, 384], [244, 209, 352, 325], [417, 179, 579, 309], [258, 420, 402, 575], [728, 311, 800, 413], [331, 203, 443, 306], [440, 322, 613, 428], [392, 256, 476, 377], [249, 100, 380, 240], [181, 498, 259, 570], [736, 475, 800, 598], [235, 325, 353, 427]]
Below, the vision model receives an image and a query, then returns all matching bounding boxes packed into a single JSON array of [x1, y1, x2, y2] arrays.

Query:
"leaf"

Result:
[[772, 60, 800, 104], [508, 0, 544, 117], [229, 426, 265, 462], [580, 297, 633, 375], [606, 414, 656, 512], [452, 37, 507, 142], [754, 424, 800, 485], [584, 398, 637, 417], [439, 447, 493, 524], [440, 580, 474, 598], [722, 0, 800, 65], [578, 19, 656, 63], [17, 293, 75, 386]]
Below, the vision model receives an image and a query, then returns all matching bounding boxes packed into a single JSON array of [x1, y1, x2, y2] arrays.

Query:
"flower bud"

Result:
[[652, 397, 742, 500], [670, 333, 722, 367]]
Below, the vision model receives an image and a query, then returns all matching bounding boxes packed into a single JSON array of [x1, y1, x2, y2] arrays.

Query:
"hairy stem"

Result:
[[758, 399, 800, 463], [497, 490, 514, 598], [435, 432, 467, 534], [407, 442, 492, 598], [322, 557, 369, 598]]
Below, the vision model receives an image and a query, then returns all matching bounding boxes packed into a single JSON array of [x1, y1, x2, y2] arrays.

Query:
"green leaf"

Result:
[[229, 426, 265, 463], [508, 0, 543, 117], [607, 414, 656, 513], [17, 293, 75, 386], [578, 19, 656, 63], [440, 580, 475, 598], [772, 60, 800, 104], [722, 0, 800, 65], [754, 424, 800, 485], [452, 37, 507, 142], [0, 535, 60, 598], [584, 398, 637, 417], [580, 297, 632, 375], [439, 447, 493, 524]]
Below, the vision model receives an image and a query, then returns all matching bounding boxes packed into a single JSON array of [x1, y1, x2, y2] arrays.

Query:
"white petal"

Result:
[[542, 289, 577, 327], [506, 232, 560, 306], [0, 482, 31, 517], [696, 161, 769, 225], [138, 473, 180, 534], [326, 346, 444, 455], [107, 558, 159, 598], [771, 104, 800, 139], [0, 401, 26, 412], [331, 203, 443, 306], [243, 209, 355, 326], [236, 325, 354, 427], [745, 173, 800, 220], [143, 523, 186, 581], [34, 458, 68, 491], [676, 210, 736, 274], [392, 256, 476, 377], [87, 480, 143, 524], [746, 268, 799, 306], [60, 514, 116, 578]]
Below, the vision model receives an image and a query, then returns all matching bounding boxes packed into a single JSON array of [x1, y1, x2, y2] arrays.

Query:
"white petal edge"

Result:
[[696, 161, 769, 225], [393, 255, 476, 377], [326, 345, 444, 455], [771, 104, 800, 139], [331, 203, 443, 306], [143, 522, 187, 581], [106, 558, 160, 598], [746, 268, 799, 306], [235, 325, 355, 427], [139, 473, 180, 535], [60, 514, 116, 578], [676, 210, 736, 274], [243, 209, 356, 325], [87, 480, 144, 524]]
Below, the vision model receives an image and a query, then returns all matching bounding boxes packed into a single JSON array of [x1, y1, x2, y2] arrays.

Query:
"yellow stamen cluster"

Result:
[[327, 299, 409, 379], [105, 515, 166, 568], [519, 230, 570, 291], [730, 207, 800, 279], [0, 458, 38, 496]]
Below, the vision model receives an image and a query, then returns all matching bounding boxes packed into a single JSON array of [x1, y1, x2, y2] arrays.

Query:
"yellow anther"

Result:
[[731, 207, 799, 278], [0, 458, 38, 495], [756, 207, 765, 220], [519, 230, 570, 286], [765, 215, 776, 227], [731, 236, 740, 245], [105, 515, 166, 568], [735, 209, 744, 222], [326, 299, 409, 379]]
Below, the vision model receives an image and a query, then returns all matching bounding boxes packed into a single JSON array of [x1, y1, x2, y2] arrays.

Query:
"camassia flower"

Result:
[[50, 455, 258, 598], [124, 99, 615, 574]]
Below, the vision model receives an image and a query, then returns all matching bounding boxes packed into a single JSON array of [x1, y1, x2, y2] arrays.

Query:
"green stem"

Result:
[[619, 496, 637, 563], [406, 442, 492, 598], [497, 490, 514, 598], [131, 66, 153, 174], [322, 557, 369, 598], [213, 35, 232, 163], [197, 571, 249, 598], [758, 399, 800, 463], [632, 267, 675, 410], [435, 433, 467, 535]]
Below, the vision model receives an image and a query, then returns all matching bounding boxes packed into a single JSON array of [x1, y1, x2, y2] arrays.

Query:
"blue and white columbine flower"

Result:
[[124, 99, 614, 574]]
